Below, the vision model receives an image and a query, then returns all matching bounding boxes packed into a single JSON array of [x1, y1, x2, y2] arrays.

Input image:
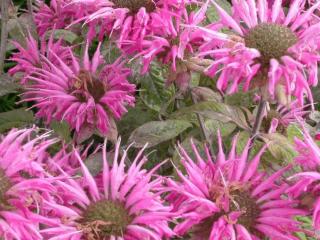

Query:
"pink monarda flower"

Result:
[[23, 43, 135, 136], [132, 1, 208, 74], [167, 135, 304, 239], [199, 0, 320, 104], [262, 100, 309, 134], [0, 128, 57, 239], [9, 34, 71, 83], [70, 0, 187, 49], [288, 127, 320, 230], [38, 140, 174, 239], [34, 0, 91, 36]]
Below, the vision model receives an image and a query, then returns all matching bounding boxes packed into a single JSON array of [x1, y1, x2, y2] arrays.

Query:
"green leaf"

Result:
[[8, 13, 37, 47], [0, 74, 20, 96], [171, 101, 249, 130], [140, 64, 175, 112], [262, 133, 297, 164], [205, 119, 236, 137], [129, 120, 192, 148], [0, 108, 34, 133], [206, 0, 231, 23], [44, 29, 78, 44], [287, 123, 304, 142], [50, 120, 72, 143], [83, 152, 103, 176], [118, 101, 157, 143], [224, 90, 257, 108]]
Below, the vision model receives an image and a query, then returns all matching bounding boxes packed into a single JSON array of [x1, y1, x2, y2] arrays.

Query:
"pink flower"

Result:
[[0, 128, 58, 239], [131, 0, 209, 74], [36, 140, 174, 239], [263, 100, 309, 134], [167, 134, 304, 239], [292, 124, 320, 171], [22, 43, 135, 136], [287, 124, 320, 232], [34, 0, 94, 36], [70, 0, 191, 50], [9, 33, 71, 83], [199, 0, 320, 105]]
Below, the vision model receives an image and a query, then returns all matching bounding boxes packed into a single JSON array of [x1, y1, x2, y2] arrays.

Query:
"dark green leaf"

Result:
[[129, 120, 192, 148], [140, 64, 175, 112], [0, 108, 34, 132], [171, 101, 249, 130], [262, 133, 297, 164], [50, 120, 72, 143], [0, 74, 19, 96]]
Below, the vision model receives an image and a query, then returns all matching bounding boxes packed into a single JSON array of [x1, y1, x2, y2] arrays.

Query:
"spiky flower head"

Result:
[[70, 0, 191, 52], [199, 0, 320, 105], [0, 128, 59, 239], [288, 126, 320, 230], [34, 0, 96, 36], [132, 0, 209, 75], [36, 140, 174, 239], [167, 134, 304, 239], [9, 33, 71, 83], [22, 43, 135, 137]]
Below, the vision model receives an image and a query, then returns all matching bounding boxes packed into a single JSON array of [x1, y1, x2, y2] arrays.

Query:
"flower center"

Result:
[[79, 200, 132, 239], [72, 70, 106, 102], [112, 0, 156, 13], [229, 190, 260, 230], [244, 23, 297, 65], [0, 168, 12, 210]]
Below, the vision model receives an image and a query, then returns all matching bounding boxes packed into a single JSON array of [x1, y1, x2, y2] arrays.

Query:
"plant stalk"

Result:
[[0, 0, 9, 74], [251, 99, 267, 140]]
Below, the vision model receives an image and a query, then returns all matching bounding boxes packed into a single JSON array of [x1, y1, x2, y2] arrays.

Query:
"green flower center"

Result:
[[112, 0, 156, 13], [0, 168, 12, 210], [244, 23, 297, 65], [79, 200, 133, 239], [72, 70, 106, 102]]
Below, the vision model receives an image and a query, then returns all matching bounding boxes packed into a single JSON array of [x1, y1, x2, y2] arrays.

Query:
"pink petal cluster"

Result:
[[36, 140, 174, 239], [22, 43, 135, 136], [0, 128, 58, 239], [166, 134, 304, 239], [199, 0, 320, 104], [288, 126, 320, 230], [9, 34, 71, 83], [34, 0, 96, 36], [70, 0, 189, 46], [132, 0, 209, 74]]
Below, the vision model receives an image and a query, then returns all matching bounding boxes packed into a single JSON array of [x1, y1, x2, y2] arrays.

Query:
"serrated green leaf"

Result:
[[129, 120, 192, 148], [0, 108, 34, 133], [50, 120, 72, 143], [205, 119, 236, 137], [118, 101, 157, 143], [171, 101, 249, 130], [140, 64, 175, 112], [262, 133, 297, 164], [224, 90, 257, 108]]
